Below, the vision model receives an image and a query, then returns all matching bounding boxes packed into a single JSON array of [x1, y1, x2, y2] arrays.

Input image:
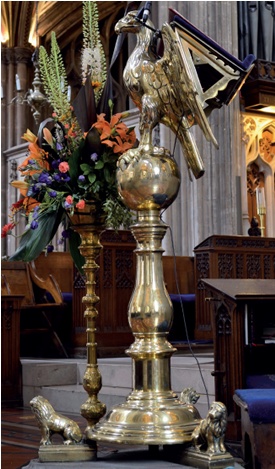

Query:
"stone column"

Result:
[[1, 46, 32, 147], [1, 46, 32, 256], [155, 1, 245, 256]]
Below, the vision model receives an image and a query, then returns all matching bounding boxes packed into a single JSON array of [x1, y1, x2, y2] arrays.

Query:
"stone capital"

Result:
[[1, 46, 33, 65]]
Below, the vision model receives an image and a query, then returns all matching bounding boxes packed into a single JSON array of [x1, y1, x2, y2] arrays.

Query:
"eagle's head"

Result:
[[115, 11, 150, 34]]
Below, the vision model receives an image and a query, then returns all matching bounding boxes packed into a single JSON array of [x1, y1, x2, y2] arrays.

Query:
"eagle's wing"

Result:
[[160, 23, 218, 149]]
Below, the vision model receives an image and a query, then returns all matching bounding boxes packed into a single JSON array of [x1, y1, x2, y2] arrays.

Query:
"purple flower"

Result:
[[28, 159, 36, 165], [64, 201, 72, 209], [60, 174, 70, 182], [47, 244, 54, 253], [53, 173, 61, 182], [53, 172, 70, 183], [32, 206, 40, 219], [30, 220, 39, 230], [49, 190, 57, 198], [51, 159, 60, 169], [61, 229, 70, 239], [32, 183, 42, 192], [56, 143, 63, 151], [38, 173, 52, 185], [78, 175, 85, 182], [91, 152, 98, 162]]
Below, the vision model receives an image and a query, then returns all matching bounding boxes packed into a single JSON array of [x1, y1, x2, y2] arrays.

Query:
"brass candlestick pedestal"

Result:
[[70, 202, 107, 450], [91, 148, 201, 445]]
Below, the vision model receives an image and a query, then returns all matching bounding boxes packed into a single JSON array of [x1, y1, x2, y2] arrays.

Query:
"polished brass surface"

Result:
[[30, 396, 82, 446], [192, 402, 227, 455], [38, 445, 96, 463], [91, 207, 201, 445], [70, 202, 107, 448], [90, 7, 234, 455], [171, 447, 235, 469], [114, 11, 219, 179], [257, 207, 266, 237], [117, 147, 181, 211], [30, 395, 96, 462]]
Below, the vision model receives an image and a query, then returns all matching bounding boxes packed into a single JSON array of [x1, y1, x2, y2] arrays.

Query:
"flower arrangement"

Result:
[[2, 1, 136, 272]]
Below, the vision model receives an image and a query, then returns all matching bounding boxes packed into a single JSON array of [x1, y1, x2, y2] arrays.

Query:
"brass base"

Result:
[[38, 444, 97, 462], [168, 446, 235, 469], [91, 396, 200, 445], [91, 365, 201, 446]]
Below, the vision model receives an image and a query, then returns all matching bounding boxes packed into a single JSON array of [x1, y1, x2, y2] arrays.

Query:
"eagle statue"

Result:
[[115, 10, 218, 179], [115, 8, 254, 180]]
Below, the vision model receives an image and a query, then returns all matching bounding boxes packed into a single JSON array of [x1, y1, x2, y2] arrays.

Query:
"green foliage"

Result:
[[9, 206, 64, 262], [103, 198, 135, 231], [39, 32, 71, 119]]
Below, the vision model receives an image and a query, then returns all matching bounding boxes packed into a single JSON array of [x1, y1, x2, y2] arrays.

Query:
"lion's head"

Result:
[[30, 396, 55, 423], [180, 387, 200, 405], [207, 401, 227, 437]]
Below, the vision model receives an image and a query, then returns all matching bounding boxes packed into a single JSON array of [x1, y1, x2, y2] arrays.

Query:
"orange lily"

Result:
[[19, 141, 49, 175], [22, 129, 37, 144], [22, 196, 40, 215], [11, 180, 29, 190], [103, 135, 134, 154], [93, 113, 123, 140], [43, 128, 53, 146]]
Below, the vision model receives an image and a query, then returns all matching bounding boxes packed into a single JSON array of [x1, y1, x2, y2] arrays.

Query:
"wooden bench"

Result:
[[234, 389, 275, 469], [1, 261, 69, 359]]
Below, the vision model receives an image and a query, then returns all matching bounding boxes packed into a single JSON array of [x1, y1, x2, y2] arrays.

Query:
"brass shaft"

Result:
[[91, 210, 200, 445], [71, 205, 107, 446]]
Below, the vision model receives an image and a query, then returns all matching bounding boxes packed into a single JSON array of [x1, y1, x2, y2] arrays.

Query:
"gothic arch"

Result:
[[242, 113, 275, 236]]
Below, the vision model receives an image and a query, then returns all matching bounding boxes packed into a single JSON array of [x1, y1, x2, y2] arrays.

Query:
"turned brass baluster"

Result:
[[70, 202, 106, 451]]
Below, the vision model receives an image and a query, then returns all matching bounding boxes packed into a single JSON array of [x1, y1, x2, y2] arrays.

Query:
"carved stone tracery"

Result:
[[242, 112, 275, 237]]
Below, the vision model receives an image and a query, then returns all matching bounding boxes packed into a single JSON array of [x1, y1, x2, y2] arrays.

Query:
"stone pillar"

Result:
[[1, 46, 32, 147], [155, 2, 245, 256], [1, 46, 32, 256]]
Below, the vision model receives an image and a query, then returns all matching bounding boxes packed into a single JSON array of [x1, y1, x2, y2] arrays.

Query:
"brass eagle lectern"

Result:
[[91, 3, 254, 462]]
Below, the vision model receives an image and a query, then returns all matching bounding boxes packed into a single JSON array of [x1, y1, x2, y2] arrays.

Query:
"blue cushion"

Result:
[[169, 293, 195, 304], [169, 294, 195, 341], [62, 292, 73, 303], [246, 375, 275, 389], [235, 389, 275, 424]]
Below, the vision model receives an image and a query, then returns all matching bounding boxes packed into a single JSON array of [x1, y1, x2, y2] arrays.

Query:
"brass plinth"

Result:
[[91, 209, 201, 445], [70, 202, 107, 448]]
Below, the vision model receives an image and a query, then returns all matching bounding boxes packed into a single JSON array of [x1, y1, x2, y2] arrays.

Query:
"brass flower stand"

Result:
[[70, 203, 107, 457], [37, 202, 107, 463], [91, 148, 201, 446]]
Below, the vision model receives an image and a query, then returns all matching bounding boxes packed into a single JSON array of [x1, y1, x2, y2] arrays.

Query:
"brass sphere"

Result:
[[117, 147, 181, 211]]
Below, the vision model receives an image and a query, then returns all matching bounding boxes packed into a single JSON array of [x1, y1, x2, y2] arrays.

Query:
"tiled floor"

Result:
[[2, 407, 41, 468]]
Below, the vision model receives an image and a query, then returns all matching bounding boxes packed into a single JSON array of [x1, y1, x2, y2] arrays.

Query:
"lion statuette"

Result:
[[180, 387, 200, 405], [192, 401, 227, 454], [30, 396, 82, 446]]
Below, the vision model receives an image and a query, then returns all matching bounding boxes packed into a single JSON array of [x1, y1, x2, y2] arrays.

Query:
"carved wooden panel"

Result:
[[1, 295, 24, 406], [194, 235, 275, 340], [72, 230, 136, 356]]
